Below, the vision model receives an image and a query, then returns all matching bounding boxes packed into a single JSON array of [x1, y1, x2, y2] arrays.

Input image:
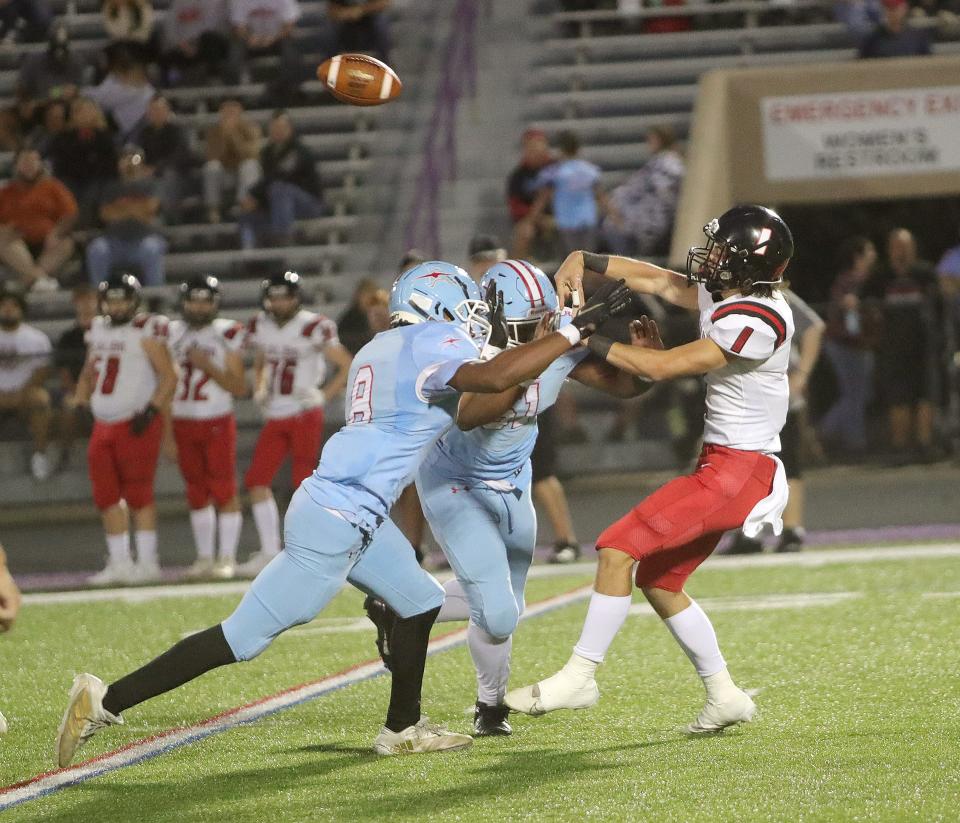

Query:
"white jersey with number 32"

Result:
[[168, 318, 245, 420], [698, 285, 794, 453], [246, 309, 339, 419], [88, 313, 169, 422]]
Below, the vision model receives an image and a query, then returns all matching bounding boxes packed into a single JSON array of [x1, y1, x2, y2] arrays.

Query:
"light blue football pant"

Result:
[[416, 464, 537, 642], [222, 487, 445, 661]]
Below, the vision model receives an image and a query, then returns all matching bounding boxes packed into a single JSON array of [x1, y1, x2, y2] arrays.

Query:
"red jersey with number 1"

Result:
[[245, 309, 339, 420], [168, 318, 245, 420], [88, 313, 169, 422]]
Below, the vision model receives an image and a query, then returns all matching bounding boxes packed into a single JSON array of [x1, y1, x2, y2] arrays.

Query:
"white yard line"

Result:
[[0, 583, 593, 812], [21, 543, 960, 607]]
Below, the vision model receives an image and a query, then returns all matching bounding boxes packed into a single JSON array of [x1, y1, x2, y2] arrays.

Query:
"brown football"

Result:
[[316, 53, 403, 107]]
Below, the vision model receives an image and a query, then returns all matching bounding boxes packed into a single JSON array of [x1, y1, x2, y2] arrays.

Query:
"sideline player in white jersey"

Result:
[[168, 275, 247, 580], [507, 205, 796, 734], [74, 272, 178, 585], [241, 270, 353, 576]]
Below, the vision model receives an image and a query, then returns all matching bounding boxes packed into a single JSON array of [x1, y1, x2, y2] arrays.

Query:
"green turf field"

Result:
[[2, 549, 959, 821]]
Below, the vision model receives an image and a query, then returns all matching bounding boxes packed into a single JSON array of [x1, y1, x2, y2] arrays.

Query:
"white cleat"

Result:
[[212, 560, 236, 580], [185, 558, 215, 580], [55, 674, 123, 767], [373, 718, 473, 756], [88, 559, 136, 587], [504, 668, 600, 716], [132, 558, 162, 584], [687, 688, 757, 734], [236, 551, 276, 578], [0, 710, 7, 734]]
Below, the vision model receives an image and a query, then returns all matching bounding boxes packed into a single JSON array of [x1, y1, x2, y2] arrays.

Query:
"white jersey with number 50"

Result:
[[246, 308, 339, 419], [168, 318, 245, 420], [88, 313, 169, 423]]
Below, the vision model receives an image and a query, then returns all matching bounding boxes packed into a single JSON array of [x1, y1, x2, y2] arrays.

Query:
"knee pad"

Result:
[[478, 600, 520, 642]]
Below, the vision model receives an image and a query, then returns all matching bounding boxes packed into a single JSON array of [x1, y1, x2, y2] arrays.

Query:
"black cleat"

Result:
[[775, 528, 805, 553], [724, 533, 763, 555], [473, 702, 512, 737], [363, 595, 398, 672]]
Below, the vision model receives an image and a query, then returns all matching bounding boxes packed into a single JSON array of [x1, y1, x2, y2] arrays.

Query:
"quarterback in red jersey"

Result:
[[507, 206, 795, 733], [75, 273, 178, 585]]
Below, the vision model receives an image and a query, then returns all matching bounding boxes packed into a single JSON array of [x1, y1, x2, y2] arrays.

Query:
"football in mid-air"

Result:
[[316, 54, 402, 107]]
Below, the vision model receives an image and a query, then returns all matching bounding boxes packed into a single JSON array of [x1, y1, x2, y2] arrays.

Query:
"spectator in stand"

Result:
[[203, 99, 262, 224], [102, 0, 156, 48], [53, 284, 98, 469], [871, 227, 940, 462], [337, 278, 391, 355], [85, 47, 156, 143], [834, 0, 883, 43], [818, 236, 880, 455], [602, 125, 684, 257], [0, 93, 40, 152], [638, 0, 692, 34], [859, 0, 931, 57], [86, 145, 167, 287], [0, 0, 52, 43], [17, 21, 85, 105], [160, 0, 230, 85], [0, 148, 78, 292], [0, 282, 53, 481], [34, 99, 70, 157], [527, 131, 607, 258], [47, 98, 119, 225], [326, 0, 391, 62], [139, 95, 191, 224], [227, 0, 303, 104], [239, 110, 323, 248], [466, 234, 506, 283], [507, 129, 556, 260]]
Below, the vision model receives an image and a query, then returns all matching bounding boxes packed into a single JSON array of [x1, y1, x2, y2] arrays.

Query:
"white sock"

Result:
[[251, 497, 281, 557], [572, 590, 632, 664], [663, 599, 727, 684], [135, 530, 158, 566], [218, 511, 242, 563], [189, 505, 216, 561], [105, 532, 131, 565], [436, 578, 472, 622], [468, 621, 512, 705]]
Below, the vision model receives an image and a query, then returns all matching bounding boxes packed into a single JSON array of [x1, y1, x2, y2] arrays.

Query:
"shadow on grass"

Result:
[[27, 736, 686, 821]]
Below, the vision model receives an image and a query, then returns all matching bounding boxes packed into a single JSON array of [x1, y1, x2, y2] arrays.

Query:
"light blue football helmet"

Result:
[[389, 261, 492, 349], [480, 259, 559, 346]]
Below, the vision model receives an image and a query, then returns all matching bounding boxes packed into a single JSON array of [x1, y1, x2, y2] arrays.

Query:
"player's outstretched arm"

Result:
[[555, 251, 698, 311], [570, 316, 665, 398], [588, 332, 730, 382]]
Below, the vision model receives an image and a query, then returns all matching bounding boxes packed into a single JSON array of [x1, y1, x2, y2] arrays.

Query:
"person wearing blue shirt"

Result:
[[56, 261, 632, 762], [527, 131, 608, 257]]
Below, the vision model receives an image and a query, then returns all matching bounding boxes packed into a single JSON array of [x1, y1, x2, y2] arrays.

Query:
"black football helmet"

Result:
[[98, 271, 142, 325], [180, 274, 220, 327], [686, 205, 793, 293], [260, 270, 302, 320]]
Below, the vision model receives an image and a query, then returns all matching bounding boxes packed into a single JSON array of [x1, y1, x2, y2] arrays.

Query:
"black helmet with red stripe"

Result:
[[98, 271, 142, 325], [179, 274, 221, 327], [686, 205, 793, 294]]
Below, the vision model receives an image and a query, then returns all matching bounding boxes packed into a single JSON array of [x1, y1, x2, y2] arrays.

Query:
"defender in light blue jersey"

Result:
[[415, 261, 661, 736], [56, 262, 634, 763]]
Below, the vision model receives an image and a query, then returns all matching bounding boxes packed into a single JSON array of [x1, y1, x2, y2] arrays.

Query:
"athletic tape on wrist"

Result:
[[557, 325, 582, 346], [582, 252, 609, 275]]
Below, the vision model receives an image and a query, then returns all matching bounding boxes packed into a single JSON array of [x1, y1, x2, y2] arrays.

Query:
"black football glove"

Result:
[[484, 280, 509, 350], [130, 403, 159, 436], [571, 279, 633, 337]]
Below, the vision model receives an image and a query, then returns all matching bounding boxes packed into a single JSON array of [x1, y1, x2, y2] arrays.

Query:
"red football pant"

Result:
[[244, 408, 324, 490], [88, 414, 163, 511], [597, 445, 777, 592], [173, 414, 238, 509]]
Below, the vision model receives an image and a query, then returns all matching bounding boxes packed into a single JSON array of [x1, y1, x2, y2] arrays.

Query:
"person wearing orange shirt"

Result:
[[0, 148, 77, 292]]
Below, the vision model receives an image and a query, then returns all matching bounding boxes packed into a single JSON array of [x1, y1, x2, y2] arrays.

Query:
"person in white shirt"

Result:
[[506, 206, 796, 736], [73, 272, 178, 585], [241, 270, 352, 576], [168, 275, 247, 580], [0, 282, 53, 481], [226, 0, 302, 103]]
